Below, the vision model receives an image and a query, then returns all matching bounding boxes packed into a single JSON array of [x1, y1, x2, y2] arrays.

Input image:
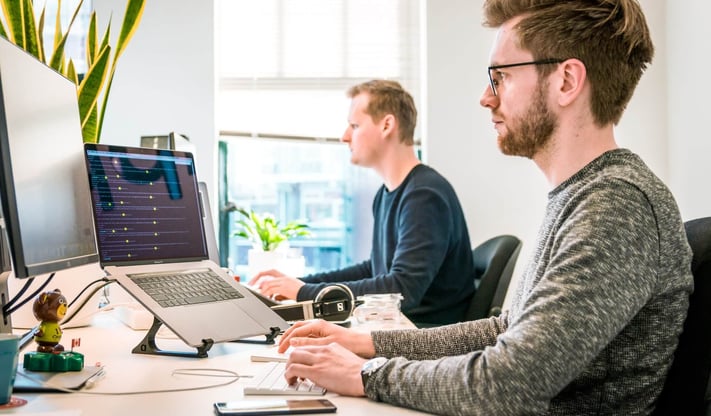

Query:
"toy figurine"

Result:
[[23, 289, 83, 372], [32, 289, 68, 353]]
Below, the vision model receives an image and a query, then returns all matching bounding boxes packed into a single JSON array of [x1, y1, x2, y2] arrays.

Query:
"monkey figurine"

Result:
[[32, 289, 68, 353]]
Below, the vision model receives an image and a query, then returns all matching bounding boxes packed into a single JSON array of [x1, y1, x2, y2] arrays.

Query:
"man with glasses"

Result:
[[270, 1, 693, 414]]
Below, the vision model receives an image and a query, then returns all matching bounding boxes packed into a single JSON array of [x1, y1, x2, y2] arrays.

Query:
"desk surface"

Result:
[[7, 311, 428, 416]]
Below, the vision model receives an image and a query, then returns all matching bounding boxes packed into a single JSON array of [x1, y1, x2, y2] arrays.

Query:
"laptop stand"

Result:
[[132, 316, 214, 358], [232, 326, 281, 345]]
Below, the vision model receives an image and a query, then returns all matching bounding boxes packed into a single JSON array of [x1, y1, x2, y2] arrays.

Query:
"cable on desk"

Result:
[[3, 272, 55, 315], [61, 278, 116, 326], [15, 367, 248, 395]]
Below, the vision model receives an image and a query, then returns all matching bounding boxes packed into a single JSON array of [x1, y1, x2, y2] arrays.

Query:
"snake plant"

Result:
[[0, 0, 145, 143]]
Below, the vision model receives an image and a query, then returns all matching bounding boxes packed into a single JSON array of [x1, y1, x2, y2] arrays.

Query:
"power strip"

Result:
[[114, 303, 154, 330]]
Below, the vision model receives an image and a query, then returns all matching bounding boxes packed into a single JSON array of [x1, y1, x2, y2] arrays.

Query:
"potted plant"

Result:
[[233, 207, 311, 251], [232, 207, 311, 278], [0, 0, 145, 143]]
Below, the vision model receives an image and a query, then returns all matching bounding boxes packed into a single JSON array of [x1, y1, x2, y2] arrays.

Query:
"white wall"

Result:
[[92, 0, 217, 202], [666, 1, 711, 221]]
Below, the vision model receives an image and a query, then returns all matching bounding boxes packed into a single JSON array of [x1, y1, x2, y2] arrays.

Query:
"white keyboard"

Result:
[[244, 361, 326, 396]]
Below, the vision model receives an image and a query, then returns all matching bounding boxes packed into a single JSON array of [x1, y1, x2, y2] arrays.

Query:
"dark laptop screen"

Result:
[[84, 144, 208, 265]]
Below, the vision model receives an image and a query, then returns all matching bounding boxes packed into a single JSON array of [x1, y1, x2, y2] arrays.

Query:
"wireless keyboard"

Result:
[[243, 361, 326, 396]]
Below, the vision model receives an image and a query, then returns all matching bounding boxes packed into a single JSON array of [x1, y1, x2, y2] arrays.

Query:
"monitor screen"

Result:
[[0, 37, 98, 279]]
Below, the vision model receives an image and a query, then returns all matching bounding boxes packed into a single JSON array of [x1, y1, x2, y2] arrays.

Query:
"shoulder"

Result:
[[402, 164, 456, 194], [556, 150, 671, 215]]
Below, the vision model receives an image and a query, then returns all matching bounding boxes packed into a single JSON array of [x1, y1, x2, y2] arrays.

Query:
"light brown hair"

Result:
[[347, 80, 417, 145], [483, 0, 654, 126]]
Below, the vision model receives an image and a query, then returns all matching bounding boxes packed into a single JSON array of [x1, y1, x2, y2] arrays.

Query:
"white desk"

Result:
[[7, 311, 428, 416]]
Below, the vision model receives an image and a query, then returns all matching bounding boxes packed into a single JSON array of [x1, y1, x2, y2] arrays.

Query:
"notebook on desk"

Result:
[[83, 144, 288, 351]]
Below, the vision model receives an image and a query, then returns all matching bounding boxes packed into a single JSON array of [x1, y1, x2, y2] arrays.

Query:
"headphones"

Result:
[[270, 283, 355, 322]]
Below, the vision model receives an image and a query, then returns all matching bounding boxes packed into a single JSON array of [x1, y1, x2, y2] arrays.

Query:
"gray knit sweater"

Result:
[[365, 149, 693, 415]]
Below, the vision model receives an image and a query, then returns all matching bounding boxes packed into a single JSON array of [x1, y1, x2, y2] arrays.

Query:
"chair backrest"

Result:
[[653, 217, 711, 415], [464, 234, 522, 321]]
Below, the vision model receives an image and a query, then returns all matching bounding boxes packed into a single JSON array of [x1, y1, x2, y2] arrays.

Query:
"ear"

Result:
[[556, 58, 586, 107], [380, 114, 397, 138]]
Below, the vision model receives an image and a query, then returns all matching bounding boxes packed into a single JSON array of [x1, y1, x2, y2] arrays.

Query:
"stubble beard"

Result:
[[497, 81, 558, 159]]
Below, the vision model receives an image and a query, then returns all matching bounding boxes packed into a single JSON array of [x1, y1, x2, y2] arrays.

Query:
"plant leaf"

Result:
[[77, 44, 110, 143], [19, 0, 41, 59], [0, 9, 7, 40], [114, 0, 145, 62], [82, 105, 98, 144], [66, 58, 78, 84], [0, 0, 21, 45], [232, 209, 312, 251], [85, 11, 96, 67], [36, 3, 45, 62], [52, 0, 63, 56], [49, 0, 84, 72]]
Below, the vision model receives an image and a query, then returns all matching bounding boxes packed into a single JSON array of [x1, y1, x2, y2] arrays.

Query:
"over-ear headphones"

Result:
[[269, 283, 355, 322]]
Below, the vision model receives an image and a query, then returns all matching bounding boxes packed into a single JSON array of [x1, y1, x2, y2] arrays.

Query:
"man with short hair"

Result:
[[251, 79, 476, 326], [274, 1, 693, 414]]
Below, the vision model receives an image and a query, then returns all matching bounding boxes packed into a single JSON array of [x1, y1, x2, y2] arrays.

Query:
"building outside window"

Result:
[[216, 0, 421, 279]]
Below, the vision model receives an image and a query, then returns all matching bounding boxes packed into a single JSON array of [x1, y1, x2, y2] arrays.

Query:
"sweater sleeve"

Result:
[[364, 182, 666, 415], [372, 312, 509, 360], [296, 261, 372, 301]]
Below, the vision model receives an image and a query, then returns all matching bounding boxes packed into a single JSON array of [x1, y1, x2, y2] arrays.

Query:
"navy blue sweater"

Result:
[[297, 164, 476, 325]]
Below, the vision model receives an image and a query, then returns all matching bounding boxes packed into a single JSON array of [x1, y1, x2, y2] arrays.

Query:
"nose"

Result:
[[341, 127, 351, 143], [479, 84, 498, 109]]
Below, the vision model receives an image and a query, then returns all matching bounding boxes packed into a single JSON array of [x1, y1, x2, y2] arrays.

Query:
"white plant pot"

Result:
[[247, 248, 306, 279]]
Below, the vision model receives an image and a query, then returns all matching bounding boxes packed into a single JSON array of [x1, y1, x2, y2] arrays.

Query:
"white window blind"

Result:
[[216, 0, 421, 140]]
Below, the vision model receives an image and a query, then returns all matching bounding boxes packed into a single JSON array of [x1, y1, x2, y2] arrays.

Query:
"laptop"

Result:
[[83, 143, 288, 351], [197, 181, 221, 264]]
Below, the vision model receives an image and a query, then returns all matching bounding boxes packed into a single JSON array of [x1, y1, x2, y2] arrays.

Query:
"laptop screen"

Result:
[[84, 144, 208, 266]]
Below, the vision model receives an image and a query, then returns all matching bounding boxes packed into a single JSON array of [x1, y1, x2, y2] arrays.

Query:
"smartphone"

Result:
[[214, 399, 337, 415]]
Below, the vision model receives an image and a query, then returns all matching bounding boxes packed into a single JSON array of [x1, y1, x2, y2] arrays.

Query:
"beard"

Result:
[[497, 81, 557, 159]]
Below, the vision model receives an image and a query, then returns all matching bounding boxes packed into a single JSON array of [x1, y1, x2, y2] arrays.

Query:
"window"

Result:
[[216, 0, 421, 278]]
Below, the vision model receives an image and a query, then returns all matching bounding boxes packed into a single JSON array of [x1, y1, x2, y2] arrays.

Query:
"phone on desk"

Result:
[[214, 399, 337, 415]]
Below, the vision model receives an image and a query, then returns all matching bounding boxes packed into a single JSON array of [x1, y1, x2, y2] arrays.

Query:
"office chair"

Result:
[[464, 235, 522, 321], [652, 217, 711, 415]]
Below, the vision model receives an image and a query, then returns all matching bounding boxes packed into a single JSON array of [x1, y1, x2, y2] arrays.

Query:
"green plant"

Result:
[[0, 0, 145, 143], [232, 208, 311, 252]]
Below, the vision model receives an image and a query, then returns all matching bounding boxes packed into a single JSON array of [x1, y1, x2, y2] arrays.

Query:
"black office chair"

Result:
[[464, 235, 522, 321], [652, 217, 711, 415]]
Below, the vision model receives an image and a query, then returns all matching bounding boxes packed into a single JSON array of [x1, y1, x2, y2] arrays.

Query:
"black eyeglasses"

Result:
[[487, 59, 564, 96]]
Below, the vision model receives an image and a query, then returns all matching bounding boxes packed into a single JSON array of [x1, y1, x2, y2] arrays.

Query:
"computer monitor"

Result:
[[0, 37, 99, 334]]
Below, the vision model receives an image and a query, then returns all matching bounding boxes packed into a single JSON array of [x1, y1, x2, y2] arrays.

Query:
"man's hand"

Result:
[[278, 319, 376, 357], [248, 269, 304, 300], [284, 343, 368, 397]]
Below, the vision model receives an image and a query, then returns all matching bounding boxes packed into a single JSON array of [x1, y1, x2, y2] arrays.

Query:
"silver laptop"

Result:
[[198, 181, 221, 264], [83, 144, 288, 353]]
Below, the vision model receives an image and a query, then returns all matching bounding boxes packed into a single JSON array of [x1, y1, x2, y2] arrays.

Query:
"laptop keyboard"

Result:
[[128, 268, 244, 307], [244, 361, 326, 396]]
